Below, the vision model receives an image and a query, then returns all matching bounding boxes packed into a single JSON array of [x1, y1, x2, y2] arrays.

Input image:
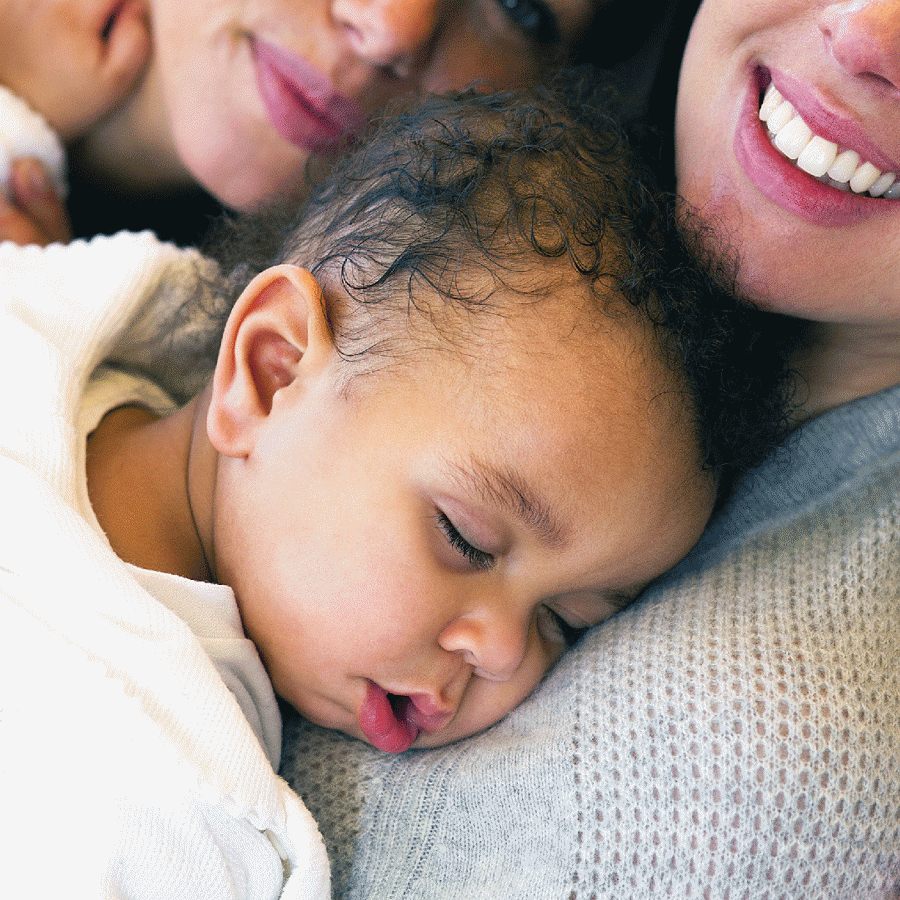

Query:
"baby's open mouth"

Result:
[[358, 682, 420, 753], [759, 83, 900, 199], [388, 692, 414, 724]]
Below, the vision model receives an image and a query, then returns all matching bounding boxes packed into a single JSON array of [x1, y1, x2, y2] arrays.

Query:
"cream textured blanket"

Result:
[[0, 233, 329, 900]]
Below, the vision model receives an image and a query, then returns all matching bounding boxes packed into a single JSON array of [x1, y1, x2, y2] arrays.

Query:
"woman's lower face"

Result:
[[142, 0, 600, 210], [674, 0, 900, 324]]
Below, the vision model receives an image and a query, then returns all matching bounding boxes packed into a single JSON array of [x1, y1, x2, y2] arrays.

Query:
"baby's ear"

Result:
[[207, 264, 332, 457]]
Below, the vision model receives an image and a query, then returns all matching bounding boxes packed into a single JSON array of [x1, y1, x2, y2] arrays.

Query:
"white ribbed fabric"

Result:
[[0, 233, 329, 900], [282, 384, 900, 899]]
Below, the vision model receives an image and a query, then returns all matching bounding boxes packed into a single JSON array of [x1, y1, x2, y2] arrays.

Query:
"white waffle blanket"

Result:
[[0, 233, 329, 900]]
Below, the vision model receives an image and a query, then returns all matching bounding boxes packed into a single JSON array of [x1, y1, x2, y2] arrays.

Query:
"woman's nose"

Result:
[[437, 606, 530, 682], [820, 0, 900, 91], [331, 0, 445, 78]]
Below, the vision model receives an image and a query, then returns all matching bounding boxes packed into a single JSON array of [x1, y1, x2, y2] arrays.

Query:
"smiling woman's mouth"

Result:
[[759, 83, 900, 199]]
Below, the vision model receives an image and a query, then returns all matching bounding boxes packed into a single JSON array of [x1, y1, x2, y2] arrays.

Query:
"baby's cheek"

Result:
[[499, 641, 562, 714], [417, 638, 567, 748], [544, 640, 568, 673]]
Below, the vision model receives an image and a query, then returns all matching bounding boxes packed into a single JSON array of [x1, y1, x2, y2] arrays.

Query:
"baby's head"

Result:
[[201, 77, 794, 752]]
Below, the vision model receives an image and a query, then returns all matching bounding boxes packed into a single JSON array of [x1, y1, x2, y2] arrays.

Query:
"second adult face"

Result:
[[150, 0, 599, 210], [675, 0, 900, 324]]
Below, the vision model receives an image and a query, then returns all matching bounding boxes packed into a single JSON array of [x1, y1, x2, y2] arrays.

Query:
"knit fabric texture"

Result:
[[282, 383, 900, 899]]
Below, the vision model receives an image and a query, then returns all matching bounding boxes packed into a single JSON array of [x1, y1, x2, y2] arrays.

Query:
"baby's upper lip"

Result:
[[251, 36, 367, 135], [402, 692, 455, 733], [764, 66, 900, 172], [357, 682, 456, 753]]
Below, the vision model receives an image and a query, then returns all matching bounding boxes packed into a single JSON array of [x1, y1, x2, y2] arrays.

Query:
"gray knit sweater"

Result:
[[282, 383, 900, 899]]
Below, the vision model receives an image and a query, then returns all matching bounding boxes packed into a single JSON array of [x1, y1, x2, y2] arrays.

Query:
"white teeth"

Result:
[[765, 99, 795, 134], [849, 160, 881, 193], [797, 136, 838, 177], [828, 149, 860, 183], [773, 116, 813, 159], [759, 82, 898, 199], [869, 172, 897, 197], [759, 85, 784, 121]]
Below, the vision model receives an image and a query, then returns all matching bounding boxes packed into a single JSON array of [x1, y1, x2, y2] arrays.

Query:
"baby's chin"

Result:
[[407, 711, 507, 752]]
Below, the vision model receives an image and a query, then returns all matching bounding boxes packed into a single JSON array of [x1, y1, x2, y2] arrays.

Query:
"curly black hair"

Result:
[[204, 71, 799, 500]]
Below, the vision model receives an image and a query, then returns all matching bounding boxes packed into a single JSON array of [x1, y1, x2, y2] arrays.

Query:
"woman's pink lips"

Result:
[[250, 37, 365, 152], [771, 69, 900, 173], [734, 68, 897, 227]]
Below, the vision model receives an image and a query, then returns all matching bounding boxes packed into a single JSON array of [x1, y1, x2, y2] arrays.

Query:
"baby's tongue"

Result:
[[358, 682, 419, 753]]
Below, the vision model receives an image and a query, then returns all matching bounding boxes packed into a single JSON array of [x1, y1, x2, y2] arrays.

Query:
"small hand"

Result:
[[0, 158, 72, 245]]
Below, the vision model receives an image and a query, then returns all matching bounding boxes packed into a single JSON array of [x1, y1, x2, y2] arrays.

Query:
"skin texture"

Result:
[[81, 0, 603, 208], [0, 159, 74, 244], [0, 0, 150, 140], [0, 0, 151, 241], [675, 0, 900, 413], [86, 265, 716, 752], [2, 0, 604, 242]]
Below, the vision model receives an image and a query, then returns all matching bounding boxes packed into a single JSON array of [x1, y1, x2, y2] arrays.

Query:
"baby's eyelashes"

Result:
[[538, 605, 588, 648], [435, 511, 495, 571]]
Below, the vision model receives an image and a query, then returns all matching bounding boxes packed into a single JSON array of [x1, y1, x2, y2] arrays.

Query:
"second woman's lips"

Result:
[[250, 37, 366, 152], [733, 67, 897, 226]]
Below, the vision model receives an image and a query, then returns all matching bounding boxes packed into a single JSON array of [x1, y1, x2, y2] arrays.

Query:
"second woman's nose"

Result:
[[331, 0, 446, 77], [820, 0, 900, 92]]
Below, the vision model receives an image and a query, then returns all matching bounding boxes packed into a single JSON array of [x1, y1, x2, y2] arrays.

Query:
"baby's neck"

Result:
[[792, 320, 900, 422], [86, 396, 212, 581]]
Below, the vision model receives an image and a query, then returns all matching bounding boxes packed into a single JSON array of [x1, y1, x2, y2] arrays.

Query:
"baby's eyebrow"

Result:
[[449, 458, 569, 550]]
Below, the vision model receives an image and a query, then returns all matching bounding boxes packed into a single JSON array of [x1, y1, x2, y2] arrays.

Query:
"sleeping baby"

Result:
[[0, 76, 794, 898]]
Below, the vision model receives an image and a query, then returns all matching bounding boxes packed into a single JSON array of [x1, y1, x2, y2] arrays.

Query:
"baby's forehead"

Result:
[[317, 229, 700, 453], [411, 281, 688, 424], [428, 270, 669, 373]]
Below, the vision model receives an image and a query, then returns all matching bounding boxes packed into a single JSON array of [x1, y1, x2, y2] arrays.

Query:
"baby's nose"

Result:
[[437, 606, 530, 682]]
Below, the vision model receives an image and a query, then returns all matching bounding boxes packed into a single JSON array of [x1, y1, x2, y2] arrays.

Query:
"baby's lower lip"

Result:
[[358, 682, 419, 753]]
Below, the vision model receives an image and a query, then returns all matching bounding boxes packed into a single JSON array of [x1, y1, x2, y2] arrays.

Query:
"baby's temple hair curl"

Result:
[[207, 72, 799, 499]]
